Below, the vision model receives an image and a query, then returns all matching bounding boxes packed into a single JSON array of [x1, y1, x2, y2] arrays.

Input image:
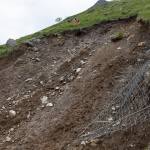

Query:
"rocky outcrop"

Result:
[[95, 0, 107, 5], [6, 38, 16, 47]]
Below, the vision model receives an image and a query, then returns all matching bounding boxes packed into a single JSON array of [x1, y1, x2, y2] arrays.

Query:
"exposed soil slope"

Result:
[[0, 18, 150, 150]]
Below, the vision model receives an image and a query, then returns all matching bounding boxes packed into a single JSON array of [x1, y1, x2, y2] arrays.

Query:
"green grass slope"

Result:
[[0, 0, 150, 56]]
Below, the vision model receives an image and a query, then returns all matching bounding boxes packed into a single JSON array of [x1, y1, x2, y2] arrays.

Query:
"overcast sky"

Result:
[[0, 0, 99, 44]]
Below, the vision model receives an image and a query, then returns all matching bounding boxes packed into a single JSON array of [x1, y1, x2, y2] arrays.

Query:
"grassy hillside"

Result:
[[0, 0, 150, 56]]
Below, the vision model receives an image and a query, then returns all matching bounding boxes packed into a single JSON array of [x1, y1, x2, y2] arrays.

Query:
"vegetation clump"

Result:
[[111, 32, 124, 42]]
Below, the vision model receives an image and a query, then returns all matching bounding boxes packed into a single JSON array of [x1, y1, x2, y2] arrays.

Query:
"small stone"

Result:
[[113, 120, 121, 127], [68, 76, 74, 81], [81, 141, 86, 145], [55, 87, 60, 90], [129, 144, 134, 147], [41, 96, 48, 104], [46, 103, 53, 107], [27, 112, 31, 119], [90, 141, 97, 147], [80, 60, 86, 65], [2, 106, 5, 109], [9, 110, 16, 117], [35, 58, 40, 62], [33, 47, 38, 52], [40, 81, 44, 85], [7, 97, 11, 101], [76, 68, 82, 73], [6, 136, 11, 142], [138, 42, 146, 47], [116, 105, 120, 109], [24, 41, 34, 47], [111, 106, 116, 111], [117, 47, 122, 50], [9, 128, 14, 132], [25, 78, 33, 82], [59, 76, 65, 82], [119, 78, 126, 83], [51, 92, 55, 96], [108, 117, 113, 122], [23, 95, 30, 99]]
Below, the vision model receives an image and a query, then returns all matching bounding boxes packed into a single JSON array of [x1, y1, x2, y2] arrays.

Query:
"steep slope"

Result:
[[0, 17, 150, 150], [0, 0, 150, 150]]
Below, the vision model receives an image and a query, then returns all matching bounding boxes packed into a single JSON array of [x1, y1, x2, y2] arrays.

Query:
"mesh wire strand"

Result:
[[80, 61, 150, 141]]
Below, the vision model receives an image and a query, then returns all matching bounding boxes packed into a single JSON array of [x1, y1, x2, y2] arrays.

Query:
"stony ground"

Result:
[[0, 18, 150, 150]]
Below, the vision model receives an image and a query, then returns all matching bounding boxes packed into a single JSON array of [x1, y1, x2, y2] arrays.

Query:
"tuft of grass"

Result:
[[0, 45, 12, 57], [1, 0, 150, 56]]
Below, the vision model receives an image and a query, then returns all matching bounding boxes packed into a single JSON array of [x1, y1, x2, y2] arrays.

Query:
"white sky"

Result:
[[0, 0, 98, 44]]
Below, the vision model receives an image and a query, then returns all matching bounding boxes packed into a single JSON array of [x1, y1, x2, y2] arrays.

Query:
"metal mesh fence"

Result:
[[80, 61, 150, 142]]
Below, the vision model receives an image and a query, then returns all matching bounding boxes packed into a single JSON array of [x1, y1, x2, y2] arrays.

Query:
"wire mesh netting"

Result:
[[80, 61, 150, 142]]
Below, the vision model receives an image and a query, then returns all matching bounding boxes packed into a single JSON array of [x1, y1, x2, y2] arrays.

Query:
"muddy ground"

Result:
[[0, 18, 150, 150]]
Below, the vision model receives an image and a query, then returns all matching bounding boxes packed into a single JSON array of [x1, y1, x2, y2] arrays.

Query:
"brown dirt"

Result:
[[0, 18, 150, 150]]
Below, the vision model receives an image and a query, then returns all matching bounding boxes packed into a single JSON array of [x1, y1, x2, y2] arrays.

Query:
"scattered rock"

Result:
[[138, 42, 146, 47], [46, 103, 53, 107], [9, 110, 16, 117], [59, 76, 65, 82], [27, 112, 31, 119], [108, 117, 113, 122], [40, 81, 44, 85], [55, 86, 60, 90], [81, 141, 86, 145], [51, 92, 55, 96], [117, 47, 122, 50], [68, 76, 74, 81], [5, 136, 11, 142], [9, 128, 14, 132], [144, 71, 150, 83], [32, 38, 41, 43], [137, 58, 144, 62], [33, 47, 39, 52], [111, 106, 116, 111], [113, 120, 121, 127], [7, 97, 11, 101], [32, 58, 40, 62], [41, 96, 48, 104], [24, 41, 34, 47], [6, 39, 16, 47], [2, 106, 6, 109], [90, 141, 97, 147], [119, 78, 126, 83], [76, 68, 82, 73], [25, 78, 33, 82]]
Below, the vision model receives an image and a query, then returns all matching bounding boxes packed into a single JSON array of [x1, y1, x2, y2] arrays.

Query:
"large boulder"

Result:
[[6, 38, 16, 47]]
